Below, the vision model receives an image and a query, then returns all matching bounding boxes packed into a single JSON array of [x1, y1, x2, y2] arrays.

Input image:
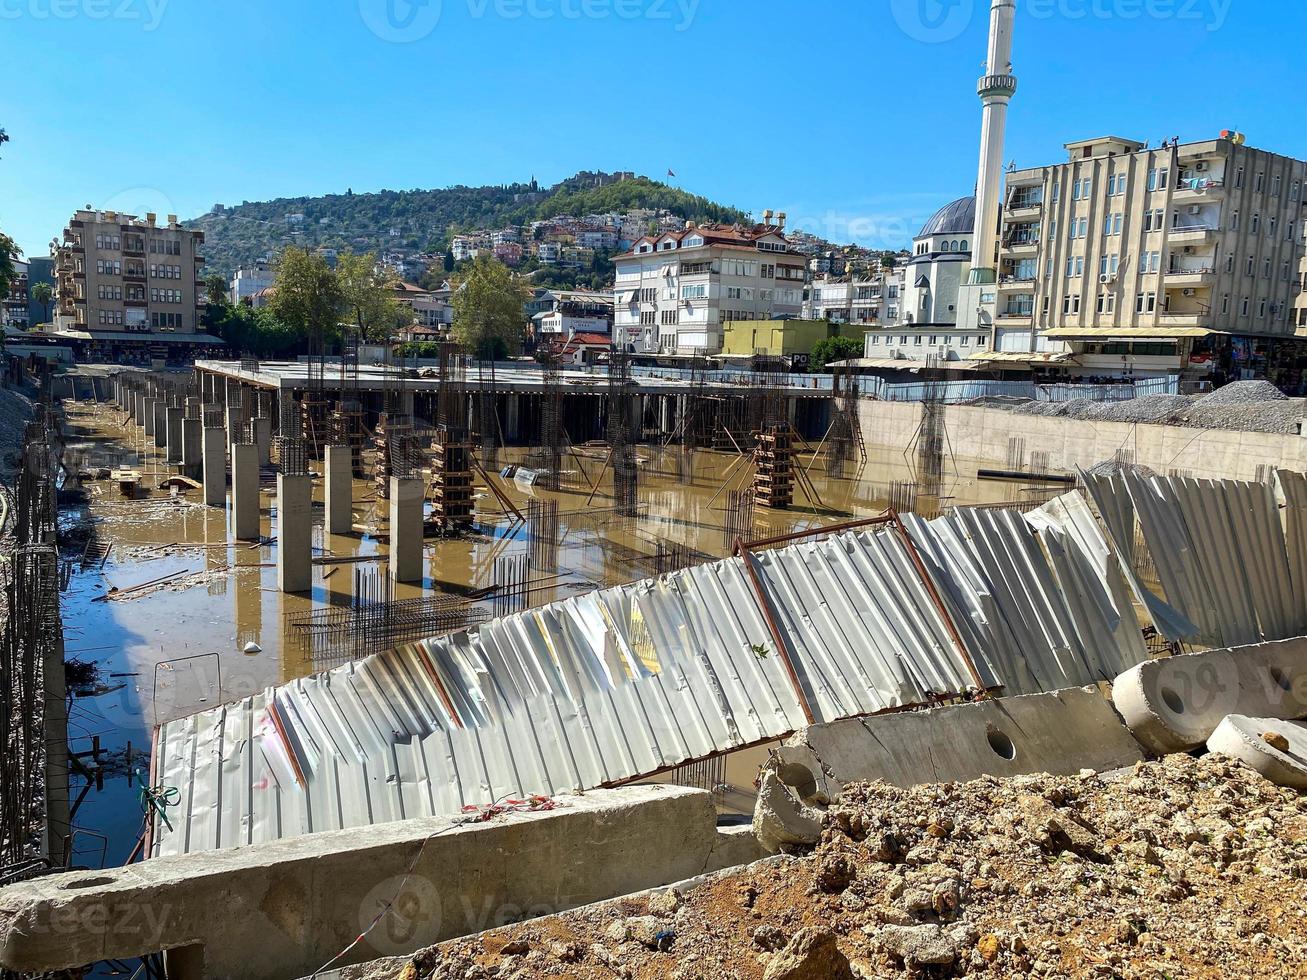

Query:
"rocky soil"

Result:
[[372, 754, 1306, 980]]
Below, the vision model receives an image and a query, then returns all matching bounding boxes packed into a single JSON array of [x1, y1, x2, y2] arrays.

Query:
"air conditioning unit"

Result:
[[937, 345, 950, 357], [1183, 288, 1196, 297], [1195, 162, 1209, 172], [1099, 274, 1115, 284]]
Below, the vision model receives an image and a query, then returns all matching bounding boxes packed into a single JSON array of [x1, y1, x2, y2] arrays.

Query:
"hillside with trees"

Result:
[[187, 172, 751, 277]]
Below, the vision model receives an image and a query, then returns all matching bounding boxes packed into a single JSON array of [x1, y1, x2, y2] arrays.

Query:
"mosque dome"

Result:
[[917, 196, 976, 238]]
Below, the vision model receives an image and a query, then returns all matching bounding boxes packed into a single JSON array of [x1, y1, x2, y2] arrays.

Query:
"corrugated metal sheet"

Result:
[[1084, 471, 1305, 646], [151, 500, 1147, 857]]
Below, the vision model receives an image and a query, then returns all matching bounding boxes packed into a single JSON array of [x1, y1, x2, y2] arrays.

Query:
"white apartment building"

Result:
[[988, 134, 1307, 378], [531, 289, 615, 336], [804, 267, 903, 326], [230, 262, 274, 305], [2, 258, 29, 328], [613, 220, 806, 354], [577, 227, 620, 251]]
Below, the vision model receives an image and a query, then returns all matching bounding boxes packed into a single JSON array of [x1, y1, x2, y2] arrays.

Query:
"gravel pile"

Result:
[[1004, 382, 1303, 434], [365, 754, 1306, 980], [1191, 380, 1288, 407]]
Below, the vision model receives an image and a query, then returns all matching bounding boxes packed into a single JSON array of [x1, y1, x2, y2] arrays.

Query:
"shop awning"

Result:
[[967, 350, 1077, 365], [1040, 326, 1218, 340]]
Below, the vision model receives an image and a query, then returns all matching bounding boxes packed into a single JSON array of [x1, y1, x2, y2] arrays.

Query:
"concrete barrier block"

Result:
[[1207, 715, 1307, 789], [0, 785, 718, 980], [1113, 638, 1307, 756], [752, 687, 1144, 854], [796, 686, 1142, 790]]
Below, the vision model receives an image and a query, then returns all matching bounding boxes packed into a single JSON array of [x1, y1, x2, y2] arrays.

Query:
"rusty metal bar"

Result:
[[733, 538, 816, 726], [887, 508, 990, 697]]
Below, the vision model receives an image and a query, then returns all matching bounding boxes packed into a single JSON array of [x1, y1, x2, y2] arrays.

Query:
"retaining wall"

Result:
[[0, 785, 721, 980], [858, 399, 1305, 481]]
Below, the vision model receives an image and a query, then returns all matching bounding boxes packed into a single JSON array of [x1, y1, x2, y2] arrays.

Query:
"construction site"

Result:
[[0, 348, 1302, 979]]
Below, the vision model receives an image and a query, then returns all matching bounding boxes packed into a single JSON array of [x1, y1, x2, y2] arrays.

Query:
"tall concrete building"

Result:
[[55, 209, 206, 338], [993, 135, 1307, 378], [613, 216, 806, 354], [2, 257, 29, 328]]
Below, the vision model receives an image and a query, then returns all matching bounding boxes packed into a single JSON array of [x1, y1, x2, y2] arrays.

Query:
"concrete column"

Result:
[[661, 395, 674, 434], [276, 474, 313, 594], [165, 407, 184, 463], [181, 418, 203, 476], [253, 416, 272, 465], [185, 397, 201, 420], [231, 444, 261, 541], [226, 403, 244, 449], [202, 428, 227, 507], [388, 476, 424, 584], [152, 402, 168, 448], [143, 397, 158, 437], [324, 445, 353, 536]]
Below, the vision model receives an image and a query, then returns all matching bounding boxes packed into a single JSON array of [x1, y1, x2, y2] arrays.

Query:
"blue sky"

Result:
[[1, 0, 1304, 257]]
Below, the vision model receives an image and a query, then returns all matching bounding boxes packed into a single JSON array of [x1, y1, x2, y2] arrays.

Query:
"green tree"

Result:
[[268, 247, 343, 344], [30, 282, 53, 325], [336, 251, 407, 343], [203, 273, 229, 308], [451, 255, 527, 359], [809, 335, 864, 373], [210, 303, 301, 357]]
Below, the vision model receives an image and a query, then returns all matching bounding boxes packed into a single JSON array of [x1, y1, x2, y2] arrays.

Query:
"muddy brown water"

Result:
[[56, 399, 1035, 867]]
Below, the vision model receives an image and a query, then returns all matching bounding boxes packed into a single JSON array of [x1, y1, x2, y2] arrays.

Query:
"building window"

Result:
[[1235, 166, 1245, 189], [1146, 167, 1170, 192], [1251, 214, 1260, 234], [1273, 174, 1282, 196], [1221, 294, 1230, 315], [1255, 171, 1265, 192], [1241, 297, 1250, 316], [1246, 256, 1255, 276], [1136, 292, 1156, 314]]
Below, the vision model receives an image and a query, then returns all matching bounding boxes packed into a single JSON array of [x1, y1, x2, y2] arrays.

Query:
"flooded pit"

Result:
[[55, 397, 1045, 865]]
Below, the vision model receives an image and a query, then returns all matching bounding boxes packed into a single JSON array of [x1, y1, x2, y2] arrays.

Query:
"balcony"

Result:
[[1004, 237, 1040, 254], [1167, 225, 1218, 245], [1164, 267, 1216, 288], [1174, 177, 1224, 202], [1006, 200, 1042, 219], [997, 309, 1034, 323], [1157, 311, 1208, 327], [997, 277, 1037, 291]]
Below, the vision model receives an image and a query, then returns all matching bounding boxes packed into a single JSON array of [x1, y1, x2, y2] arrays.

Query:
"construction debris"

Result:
[[365, 754, 1307, 980], [1007, 382, 1305, 434]]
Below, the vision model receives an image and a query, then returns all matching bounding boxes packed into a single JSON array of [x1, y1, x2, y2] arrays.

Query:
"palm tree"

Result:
[[30, 281, 52, 327]]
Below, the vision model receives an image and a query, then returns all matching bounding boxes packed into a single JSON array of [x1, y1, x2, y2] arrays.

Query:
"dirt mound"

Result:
[[373, 754, 1306, 979]]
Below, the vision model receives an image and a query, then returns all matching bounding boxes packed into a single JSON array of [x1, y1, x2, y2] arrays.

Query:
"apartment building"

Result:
[[1296, 253, 1307, 332], [531, 289, 614, 336], [54, 209, 206, 336], [2, 257, 29, 328], [803, 266, 904, 326], [989, 134, 1307, 377], [230, 261, 274, 305], [613, 218, 806, 354]]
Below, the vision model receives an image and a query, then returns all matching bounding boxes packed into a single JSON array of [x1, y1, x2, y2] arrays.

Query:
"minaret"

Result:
[[966, 0, 1018, 286]]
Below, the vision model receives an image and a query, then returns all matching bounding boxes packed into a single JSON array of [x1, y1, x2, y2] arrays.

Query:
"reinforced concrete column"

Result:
[[231, 444, 261, 541], [226, 402, 244, 450], [253, 416, 272, 465], [143, 397, 158, 437], [324, 445, 353, 536], [388, 476, 423, 584], [181, 418, 203, 477], [152, 402, 168, 448], [165, 406, 184, 463], [276, 474, 313, 594], [202, 427, 227, 507]]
